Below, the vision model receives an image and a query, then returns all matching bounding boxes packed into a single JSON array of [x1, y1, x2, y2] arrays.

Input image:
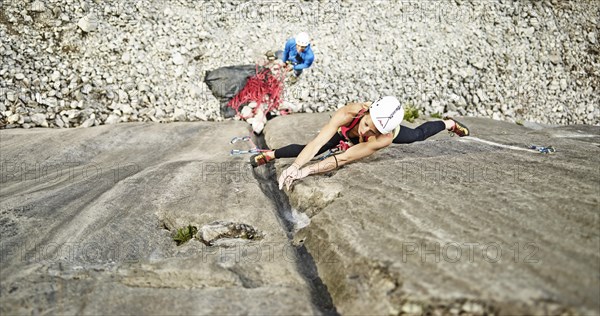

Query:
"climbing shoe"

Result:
[[445, 117, 470, 137], [250, 152, 273, 167]]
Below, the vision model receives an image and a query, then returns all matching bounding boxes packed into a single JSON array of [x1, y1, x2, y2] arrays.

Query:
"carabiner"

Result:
[[230, 149, 248, 155], [529, 145, 556, 154], [230, 136, 251, 144]]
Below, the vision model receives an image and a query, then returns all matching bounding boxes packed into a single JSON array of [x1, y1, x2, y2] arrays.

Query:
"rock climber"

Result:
[[248, 96, 470, 190], [269, 32, 315, 84]]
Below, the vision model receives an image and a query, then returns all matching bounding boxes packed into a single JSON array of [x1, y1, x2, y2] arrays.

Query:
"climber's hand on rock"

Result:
[[278, 163, 308, 190]]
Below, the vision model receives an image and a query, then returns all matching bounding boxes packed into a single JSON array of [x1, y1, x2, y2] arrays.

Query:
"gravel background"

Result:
[[1, 0, 598, 129]]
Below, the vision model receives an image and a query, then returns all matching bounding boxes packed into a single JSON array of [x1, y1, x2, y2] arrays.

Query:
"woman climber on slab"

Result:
[[249, 96, 470, 190]]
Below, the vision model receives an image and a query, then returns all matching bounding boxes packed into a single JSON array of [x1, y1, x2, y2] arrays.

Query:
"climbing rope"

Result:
[[227, 65, 286, 119], [460, 137, 558, 155]]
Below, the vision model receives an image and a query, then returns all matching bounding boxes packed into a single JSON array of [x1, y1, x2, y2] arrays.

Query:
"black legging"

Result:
[[274, 121, 445, 158]]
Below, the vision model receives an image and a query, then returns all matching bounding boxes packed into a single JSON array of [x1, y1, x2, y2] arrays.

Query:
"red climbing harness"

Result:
[[337, 140, 350, 151], [339, 107, 368, 141], [316, 107, 369, 160], [227, 65, 286, 119]]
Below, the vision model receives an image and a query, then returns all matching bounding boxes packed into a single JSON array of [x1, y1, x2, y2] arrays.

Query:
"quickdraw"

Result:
[[316, 148, 339, 161], [230, 136, 251, 144], [528, 145, 556, 154], [314, 141, 351, 161], [230, 148, 264, 155], [229, 135, 269, 156]]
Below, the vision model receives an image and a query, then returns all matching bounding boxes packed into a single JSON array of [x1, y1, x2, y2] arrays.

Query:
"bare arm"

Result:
[[278, 102, 372, 190], [290, 106, 353, 168], [303, 133, 394, 175]]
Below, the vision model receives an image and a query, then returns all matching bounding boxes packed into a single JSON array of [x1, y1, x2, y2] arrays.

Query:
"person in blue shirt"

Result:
[[275, 32, 314, 83]]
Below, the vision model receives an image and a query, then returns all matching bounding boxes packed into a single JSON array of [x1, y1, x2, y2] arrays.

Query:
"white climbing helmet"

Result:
[[370, 96, 404, 134], [295, 32, 310, 46]]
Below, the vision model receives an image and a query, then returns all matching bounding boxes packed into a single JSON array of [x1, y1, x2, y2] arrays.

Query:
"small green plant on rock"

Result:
[[173, 224, 198, 246], [404, 104, 420, 123], [431, 112, 442, 119]]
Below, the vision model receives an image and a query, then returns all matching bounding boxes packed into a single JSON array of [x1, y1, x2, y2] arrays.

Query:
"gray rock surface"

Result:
[[265, 114, 600, 315], [0, 122, 324, 315], [1, 115, 598, 314]]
